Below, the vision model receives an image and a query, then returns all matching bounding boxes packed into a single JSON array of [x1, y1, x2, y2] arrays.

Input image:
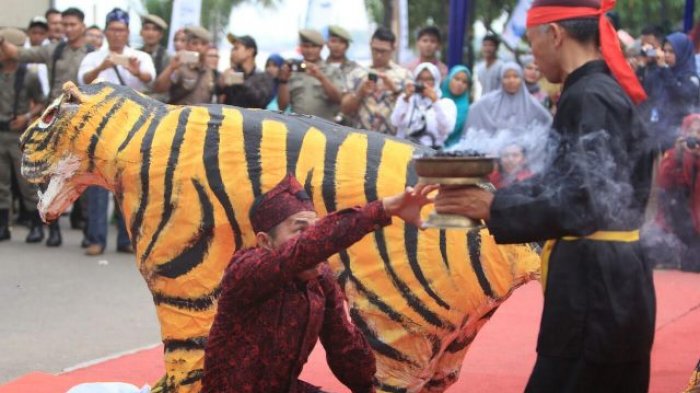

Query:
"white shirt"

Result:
[[474, 59, 503, 101], [77, 46, 156, 92], [390, 94, 457, 148]]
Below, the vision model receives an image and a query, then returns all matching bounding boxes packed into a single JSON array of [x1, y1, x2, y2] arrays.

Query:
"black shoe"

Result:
[[25, 226, 44, 243], [46, 226, 62, 247], [117, 244, 134, 254], [0, 227, 10, 241], [0, 209, 11, 241], [81, 238, 91, 248]]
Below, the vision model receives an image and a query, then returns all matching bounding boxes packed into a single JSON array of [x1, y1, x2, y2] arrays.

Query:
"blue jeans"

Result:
[[86, 186, 130, 249]]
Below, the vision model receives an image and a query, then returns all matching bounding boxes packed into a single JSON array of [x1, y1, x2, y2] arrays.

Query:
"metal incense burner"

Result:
[[414, 154, 497, 229]]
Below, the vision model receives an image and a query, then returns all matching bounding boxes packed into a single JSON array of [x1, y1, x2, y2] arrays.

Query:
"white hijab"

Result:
[[404, 62, 443, 133]]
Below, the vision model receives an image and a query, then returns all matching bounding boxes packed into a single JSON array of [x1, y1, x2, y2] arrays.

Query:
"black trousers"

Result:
[[525, 354, 650, 393]]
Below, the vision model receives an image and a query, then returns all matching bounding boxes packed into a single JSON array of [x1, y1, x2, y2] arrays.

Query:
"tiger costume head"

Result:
[[21, 81, 162, 222]]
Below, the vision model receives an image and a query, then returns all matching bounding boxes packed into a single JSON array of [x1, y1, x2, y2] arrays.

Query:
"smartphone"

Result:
[[286, 59, 306, 72], [224, 71, 245, 86], [179, 50, 200, 65], [368, 72, 378, 82], [110, 53, 131, 67]]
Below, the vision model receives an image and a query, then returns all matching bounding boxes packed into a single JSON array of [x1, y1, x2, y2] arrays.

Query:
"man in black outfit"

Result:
[[434, 0, 656, 392], [218, 34, 273, 108]]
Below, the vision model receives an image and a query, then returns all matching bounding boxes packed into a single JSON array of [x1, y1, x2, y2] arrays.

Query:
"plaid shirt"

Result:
[[345, 62, 412, 135]]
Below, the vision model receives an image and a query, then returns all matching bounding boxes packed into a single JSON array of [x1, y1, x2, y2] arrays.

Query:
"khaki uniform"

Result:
[[18, 42, 93, 101], [0, 66, 45, 210], [288, 61, 344, 121], [141, 44, 171, 102], [327, 58, 360, 87], [169, 63, 216, 105]]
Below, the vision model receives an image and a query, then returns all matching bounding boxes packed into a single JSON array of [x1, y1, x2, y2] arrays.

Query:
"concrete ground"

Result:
[[0, 217, 160, 384]]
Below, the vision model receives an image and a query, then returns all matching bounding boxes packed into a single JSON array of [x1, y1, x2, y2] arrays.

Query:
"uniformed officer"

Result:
[[139, 14, 171, 103], [277, 29, 344, 121], [0, 28, 47, 243], [326, 25, 360, 83], [154, 26, 216, 105]]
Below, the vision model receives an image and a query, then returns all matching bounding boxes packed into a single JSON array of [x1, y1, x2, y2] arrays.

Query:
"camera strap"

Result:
[[112, 66, 126, 86]]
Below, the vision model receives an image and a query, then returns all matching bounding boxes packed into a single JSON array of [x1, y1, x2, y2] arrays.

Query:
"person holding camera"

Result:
[[639, 31, 700, 151], [341, 27, 412, 135], [655, 114, 700, 272], [390, 62, 455, 148], [79, 8, 155, 90], [153, 26, 216, 105], [277, 29, 344, 121], [218, 34, 273, 109]]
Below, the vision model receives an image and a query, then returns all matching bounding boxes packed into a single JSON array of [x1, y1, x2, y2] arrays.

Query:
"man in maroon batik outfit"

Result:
[[203, 174, 435, 393]]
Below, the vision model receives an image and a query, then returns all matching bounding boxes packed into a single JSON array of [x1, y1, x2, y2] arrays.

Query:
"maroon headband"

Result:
[[250, 173, 315, 233]]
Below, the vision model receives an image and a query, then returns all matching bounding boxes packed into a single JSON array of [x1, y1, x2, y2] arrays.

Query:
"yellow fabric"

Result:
[[540, 230, 640, 292]]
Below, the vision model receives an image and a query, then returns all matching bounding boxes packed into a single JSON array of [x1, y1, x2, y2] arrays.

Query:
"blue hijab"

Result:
[[266, 54, 285, 99], [666, 32, 697, 77], [441, 65, 471, 148]]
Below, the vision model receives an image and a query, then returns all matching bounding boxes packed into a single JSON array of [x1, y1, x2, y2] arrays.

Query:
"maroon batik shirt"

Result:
[[203, 201, 391, 393]]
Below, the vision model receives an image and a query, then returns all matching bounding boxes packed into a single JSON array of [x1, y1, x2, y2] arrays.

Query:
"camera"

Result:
[[178, 50, 200, 65], [286, 59, 307, 72], [641, 47, 657, 58], [414, 82, 425, 94], [109, 54, 132, 67], [686, 136, 699, 149], [368, 72, 378, 82]]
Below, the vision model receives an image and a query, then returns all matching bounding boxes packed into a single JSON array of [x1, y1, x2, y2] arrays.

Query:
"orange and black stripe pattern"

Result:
[[20, 82, 540, 393]]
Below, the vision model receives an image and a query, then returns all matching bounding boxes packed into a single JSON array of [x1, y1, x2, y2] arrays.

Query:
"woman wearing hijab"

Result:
[[440, 65, 471, 148], [641, 32, 700, 151], [265, 54, 285, 110], [390, 62, 456, 148], [464, 62, 552, 136]]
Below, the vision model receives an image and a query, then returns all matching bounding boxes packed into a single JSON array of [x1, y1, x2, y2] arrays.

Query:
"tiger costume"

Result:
[[20, 82, 540, 393]]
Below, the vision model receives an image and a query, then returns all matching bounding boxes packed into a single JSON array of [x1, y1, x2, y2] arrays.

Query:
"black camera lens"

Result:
[[414, 82, 425, 94], [368, 72, 378, 82], [687, 137, 699, 149]]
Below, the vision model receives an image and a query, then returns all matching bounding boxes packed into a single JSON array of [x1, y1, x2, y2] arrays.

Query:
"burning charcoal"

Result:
[[421, 150, 486, 158]]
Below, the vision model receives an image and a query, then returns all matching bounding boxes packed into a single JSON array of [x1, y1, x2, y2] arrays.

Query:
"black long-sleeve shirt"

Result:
[[487, 61, 656, 364]]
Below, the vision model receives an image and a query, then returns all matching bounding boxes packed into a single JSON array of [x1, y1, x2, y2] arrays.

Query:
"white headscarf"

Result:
[[404, 62, 443, 134], [465, 61, 552, 134]]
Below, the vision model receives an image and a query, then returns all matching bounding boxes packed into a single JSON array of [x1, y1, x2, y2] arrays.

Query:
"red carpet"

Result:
[[2, 271, 698, 393]]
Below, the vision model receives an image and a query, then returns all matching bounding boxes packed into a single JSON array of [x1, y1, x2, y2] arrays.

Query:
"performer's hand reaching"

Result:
[[383, 184, 438, 229]]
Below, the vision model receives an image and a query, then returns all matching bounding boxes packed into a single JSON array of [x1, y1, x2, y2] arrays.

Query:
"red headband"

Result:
[[526, 0, 647, 104]]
